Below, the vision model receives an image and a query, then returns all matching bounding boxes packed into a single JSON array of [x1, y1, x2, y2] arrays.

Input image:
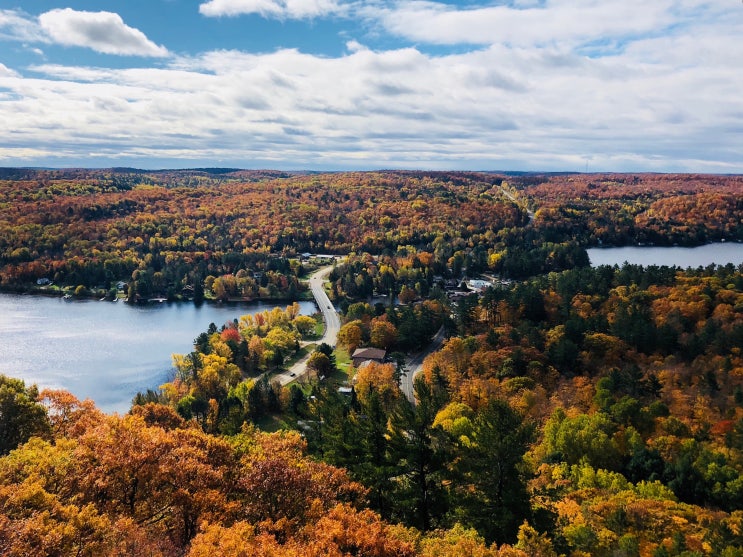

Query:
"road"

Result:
[[400, 325, 447, 404], [273, 265, 340, 386], [273, 264, 447, 395], [498, 184, 535, 223], [308, 265, 341, 348]]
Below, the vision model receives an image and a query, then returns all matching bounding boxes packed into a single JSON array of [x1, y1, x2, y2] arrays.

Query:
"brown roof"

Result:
[[351, 347, 387, 361]]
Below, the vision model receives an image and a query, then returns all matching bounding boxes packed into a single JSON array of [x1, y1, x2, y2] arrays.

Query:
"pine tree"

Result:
[[452, 398, 535, 544], [387, 377, 450, 531]]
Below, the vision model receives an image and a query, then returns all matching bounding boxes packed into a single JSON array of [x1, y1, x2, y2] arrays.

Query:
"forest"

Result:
[[1, 169, 743, 556]]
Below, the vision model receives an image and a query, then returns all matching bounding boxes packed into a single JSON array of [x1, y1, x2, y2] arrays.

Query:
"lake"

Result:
[[0, 295, 317, 414], [587, 242, 743, 268]]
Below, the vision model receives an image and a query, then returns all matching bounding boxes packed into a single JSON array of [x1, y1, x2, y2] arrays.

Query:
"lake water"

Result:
[[0, 295, 316, 413], [587, 242, 743, 268]]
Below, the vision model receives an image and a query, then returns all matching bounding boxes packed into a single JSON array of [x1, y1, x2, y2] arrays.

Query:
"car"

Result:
[[289, 372, 296, 377]]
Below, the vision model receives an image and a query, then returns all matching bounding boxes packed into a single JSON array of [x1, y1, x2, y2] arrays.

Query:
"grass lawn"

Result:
[[285, 344, 316, 368], [313, 314, 325, 337], [331, 346, 353, 383], [254, 413, 291, 432], [286, 345, 353, 392]]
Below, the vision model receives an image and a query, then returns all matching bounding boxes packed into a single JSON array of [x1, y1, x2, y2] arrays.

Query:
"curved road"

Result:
[[275, 263, 446, 397], [400, 325, 447, 404], [274, 265, 340, 386], [308, 265, 341, 348]]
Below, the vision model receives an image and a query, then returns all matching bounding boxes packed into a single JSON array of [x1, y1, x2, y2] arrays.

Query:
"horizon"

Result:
[[1, 166, 741, 177]]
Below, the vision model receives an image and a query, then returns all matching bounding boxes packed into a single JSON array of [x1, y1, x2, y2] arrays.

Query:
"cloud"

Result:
[[0, 9, 49, 42], [0, 33, 735, 172], [0, 0, 741, 172], [199, 0, 341, 19], [0, 63, 19, 77], [37, 8, 169, 57], [366, 0, 729, 49]]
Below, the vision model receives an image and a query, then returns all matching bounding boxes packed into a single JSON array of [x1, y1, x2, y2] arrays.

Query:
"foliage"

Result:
[[5, 171, 743, 555], [0, 375, 50, 455]]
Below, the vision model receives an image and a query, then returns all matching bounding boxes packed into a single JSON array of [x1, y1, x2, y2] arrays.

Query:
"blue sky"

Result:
[[0, 0, 741, 171]]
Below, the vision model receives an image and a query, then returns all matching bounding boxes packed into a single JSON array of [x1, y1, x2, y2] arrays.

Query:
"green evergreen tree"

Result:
[[354, 389, 396, 519], [452, 398, 535, 545], [387, 377, 450, 531]]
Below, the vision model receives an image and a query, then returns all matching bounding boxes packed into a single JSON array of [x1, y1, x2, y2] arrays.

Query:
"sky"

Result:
[[0, 0, 741, 172]]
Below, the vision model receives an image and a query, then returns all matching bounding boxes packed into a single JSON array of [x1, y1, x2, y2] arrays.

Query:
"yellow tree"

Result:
[[370, 317, 398, 350], [354, 362, 401, 410], [337, 320, 364, 353]]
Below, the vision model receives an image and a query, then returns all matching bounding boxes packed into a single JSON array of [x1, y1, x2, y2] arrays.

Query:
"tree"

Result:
[[303, 504, 417, 557], [38, 388, 102, 439], [72, 413, 236, 546], [316, 342, 337, 368], [354, 362, 401, 411], [307, 351, 333, 378], [371, 318, 398, 350], [453, 398, 535, 545], [0, 375, 50, 455], [419, 524, 498, 557], [390, 351, 408, 386], [387, 377, 450, 531], [399, 285, 417, 304], [294, 315, 317, 337], [354, 389, 396, 518], [542, 409, 620, 470], [338, 320, 364, 353], [455, 294, 480, 335]]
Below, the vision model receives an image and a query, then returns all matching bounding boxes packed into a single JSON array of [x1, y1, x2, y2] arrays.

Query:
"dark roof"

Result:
[[351, 347, 387, 361]]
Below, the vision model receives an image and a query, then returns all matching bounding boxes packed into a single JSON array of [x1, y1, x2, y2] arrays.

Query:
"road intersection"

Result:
[[274, 263, 447, 403]]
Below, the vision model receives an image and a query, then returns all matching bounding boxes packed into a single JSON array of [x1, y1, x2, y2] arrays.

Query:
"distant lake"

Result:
[[0, 295, 316, 414], [587, 242, 743, 268]]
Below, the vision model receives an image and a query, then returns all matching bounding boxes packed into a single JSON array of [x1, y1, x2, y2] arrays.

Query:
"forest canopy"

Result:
[[5, 170, 740, 299], [2, 169, 743, 555]]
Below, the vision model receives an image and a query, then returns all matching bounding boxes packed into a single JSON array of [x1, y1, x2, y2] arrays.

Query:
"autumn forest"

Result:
[[1, 169, 743, 556]]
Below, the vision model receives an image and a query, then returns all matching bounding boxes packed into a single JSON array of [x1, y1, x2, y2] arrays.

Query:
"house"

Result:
[[466, 279, 492, 293], [351, 347, 387, 367], [444, 279, 460, 290]]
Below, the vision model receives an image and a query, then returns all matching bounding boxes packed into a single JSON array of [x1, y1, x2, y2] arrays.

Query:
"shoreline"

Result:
[[0, 286, 315, 308]]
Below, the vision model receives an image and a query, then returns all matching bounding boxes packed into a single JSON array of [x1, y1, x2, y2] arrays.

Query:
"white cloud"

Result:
[[0, 33, 737, 172], [366, 0, 730, 49], [0, 0, 741, 171], [38, 8, 169, 57], [346, 40, 366, 53], [0, 63, 19, 77], [199, 0, 341, 19], [0, 9, 48, 43]]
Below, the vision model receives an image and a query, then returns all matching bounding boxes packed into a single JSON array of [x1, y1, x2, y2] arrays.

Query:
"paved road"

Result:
[[273, 265, 340, 386], [309, 265, 341, 348], [400, 325, 447, 403], [498, 184, 535, 223], [272, 264, 447, 394]]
